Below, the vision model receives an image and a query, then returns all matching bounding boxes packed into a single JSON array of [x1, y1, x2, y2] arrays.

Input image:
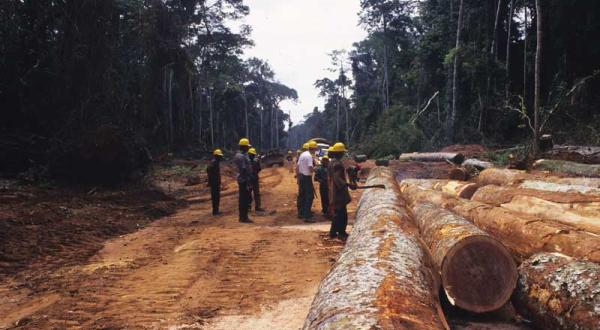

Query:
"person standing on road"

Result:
[[207, 149, 223, 216], [286, 150, 294, 173], [314, 155, 330, 216], [296, 143, 309, 218], [297, 140, 318, 222], [248, 147, 265, 212], [235, 138, 253, 223], [328, 143, 356, 240]]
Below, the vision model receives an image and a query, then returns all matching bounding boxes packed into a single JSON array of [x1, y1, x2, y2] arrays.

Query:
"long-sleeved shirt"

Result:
[[250, 157, 261, 183], [314, 165, 328, 186], [206, 159, 221, 187], [330, 159, 351, 208], [234, 152, 251, 183]]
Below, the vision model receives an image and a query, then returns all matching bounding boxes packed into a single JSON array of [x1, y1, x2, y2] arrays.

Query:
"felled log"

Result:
[[462, 158, 494, 170], [374, 159, 390, 166], [448, 167, 470, 181], [402, 179, 480, 199], [477, 168, 531, 186], [411, 203, 517, 313], [513, 253, 600, 330], [472, 185, 600, 234], [303, 168, 449, 330], [544, 144, 600, 164], [518, 180, 600, 195], [399, 182, 600, 262], [399, 152, 465, 164], [478, 168, 600, 191], [353, 154, 368, 163], [533, 159, 600, 177]]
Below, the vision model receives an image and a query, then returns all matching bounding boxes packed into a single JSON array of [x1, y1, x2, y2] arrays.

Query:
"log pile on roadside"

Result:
[[306, 162, 600, 330]]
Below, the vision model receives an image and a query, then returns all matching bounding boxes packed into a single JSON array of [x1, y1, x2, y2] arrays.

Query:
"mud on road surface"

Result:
[[0, 166, 358, 329]]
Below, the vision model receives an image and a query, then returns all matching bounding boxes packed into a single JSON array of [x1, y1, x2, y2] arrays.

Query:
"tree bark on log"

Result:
[[544, 145, 600, 164], [533, 159, 600, 177], [402, 179, 480, 199], [513, 253, 600, 330], [304, 168, 449, 330], [411, 203, 517, 313], [472, 185, 600, 234], [519, 180, 600, 195], [398, 183, 600, 263], [478, 168, 600, 189], [462, 158, 494, 170], [399, 152, 465, 164], [448, 167, 470, 181]]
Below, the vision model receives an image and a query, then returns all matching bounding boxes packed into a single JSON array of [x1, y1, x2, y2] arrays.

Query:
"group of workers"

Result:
[[295, 140, 356, 240], [206, 137, 356, 240]]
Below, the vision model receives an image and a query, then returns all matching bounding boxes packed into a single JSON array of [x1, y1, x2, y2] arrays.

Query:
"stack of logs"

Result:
[[304, 166, 600, 330]]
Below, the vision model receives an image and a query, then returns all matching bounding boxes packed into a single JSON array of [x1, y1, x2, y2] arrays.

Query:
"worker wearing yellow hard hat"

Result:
[[207, 149, 224, 215], [235, 138, 253, 223], [296, 140, 319, 222], [328, 142, 355, 240], [315, 154, 330, 216], [247, 147, 264, 212]]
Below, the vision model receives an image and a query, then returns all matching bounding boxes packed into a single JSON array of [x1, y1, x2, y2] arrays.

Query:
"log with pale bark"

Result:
[[402, 179, 480, 199], [518, 180, 600, 195], [398, 182, 600, 263], [411, 203, 517, 313], [477, 168, 531, 186], [399, 152, 465, 164], [533, 159, 600, 177], [513, 253, 600, 330], [303, 168, 449, 330], [472, 185, 600, 235], [544, 144, 600, 164], [462, 158, 494, 170], [478, 168, 600, 190]]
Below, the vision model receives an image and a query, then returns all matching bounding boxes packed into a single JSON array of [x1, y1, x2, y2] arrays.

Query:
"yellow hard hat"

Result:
[[239, 138, 250, 147], [327, 146, 334, 152], [302, 143, 309, 150], [308, 140, 318, 149], [248, 148, 257, 155], [322, 155, 329, 160], [213, 149, 223, 156], [288, 150, 293, 154], [331, 142, 347, 153]]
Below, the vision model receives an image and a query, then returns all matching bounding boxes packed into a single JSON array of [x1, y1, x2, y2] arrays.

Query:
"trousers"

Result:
[[330, 206, 348, 236], [298, 174, 314, 219], [319, 184, 329, 214], [210, 185, 220, 215], [238, 181, 250, 221]]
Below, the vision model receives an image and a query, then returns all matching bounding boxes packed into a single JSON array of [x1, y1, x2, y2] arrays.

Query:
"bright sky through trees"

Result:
[[242, 0, 367, 125]]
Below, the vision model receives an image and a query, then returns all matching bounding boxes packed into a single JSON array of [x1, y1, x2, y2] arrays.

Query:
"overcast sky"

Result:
[[241, 0, 367, 125]]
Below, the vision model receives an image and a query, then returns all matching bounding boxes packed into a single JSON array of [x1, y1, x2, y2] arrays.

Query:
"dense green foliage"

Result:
[[0, 0, 295, 180], [292, 0, 600, 157]]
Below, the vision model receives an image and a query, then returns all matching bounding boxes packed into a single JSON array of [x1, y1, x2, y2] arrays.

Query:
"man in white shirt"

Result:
[[297, 140, 317, 222]]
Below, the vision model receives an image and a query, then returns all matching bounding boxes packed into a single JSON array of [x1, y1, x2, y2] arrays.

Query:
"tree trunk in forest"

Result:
[[472, 185, 600, 234], [533, 159, 600, 177], [450, 0, 465, 142], [208, 87, 214, 148], [410, 203, 516, 313], [401, 179, 479, 199], [505, 0, 514, 97], [303, 168, 449, 330], [523, 3, 528, 105], [513, 253, 600, 330], [399, 152, 465, 164], [243, 90, 249, 138], [259, 108, 263, 149], [399, 182, 600, 263], [167, 67, 174, 150], [491, 0, 503, 60], [533, 0, 542, 156], [335, 95, 340, 141], [198, 84, 203, 144], [188, 75, 194, 144]]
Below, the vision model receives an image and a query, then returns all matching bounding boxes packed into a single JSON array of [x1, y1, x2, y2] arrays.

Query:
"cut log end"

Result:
[[442, 235, 517, 313], [449, 168, 469, 181]]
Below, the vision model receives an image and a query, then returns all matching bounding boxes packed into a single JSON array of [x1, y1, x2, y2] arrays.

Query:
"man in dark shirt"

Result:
[[248, 148, 265, 212], [314, 156, 330, 216], [235, 138, 253, 223], [328, 143, 356, 240], [206, 149, 223, 216]]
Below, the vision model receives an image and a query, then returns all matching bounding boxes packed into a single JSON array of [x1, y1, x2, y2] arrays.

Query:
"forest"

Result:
[[291, 0, 600, 158], [0, 0, 296, 182]]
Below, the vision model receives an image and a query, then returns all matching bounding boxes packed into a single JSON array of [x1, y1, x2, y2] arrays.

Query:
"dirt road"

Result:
[[0, 167, 356, 329]]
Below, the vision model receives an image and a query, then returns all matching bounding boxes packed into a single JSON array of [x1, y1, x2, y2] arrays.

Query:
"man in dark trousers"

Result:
[[248, 147, 265, 212], [328, 143, 356, 240], [234, 138, 253, 223], [206, 149, 223, 216], [314, 155, 330, 216], [297, 140, 317, 222]]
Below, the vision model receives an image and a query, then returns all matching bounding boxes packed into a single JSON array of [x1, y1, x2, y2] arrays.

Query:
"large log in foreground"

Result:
[[399, 182, 600, 263], [514, 253, 600, 330], [303, 168, 448, 330], [402, 179, 480, 199], [544, 144, 600, 164], [411, 203, 517, 313], [399, 152, 465, 164], [533, 159, 600, 177]]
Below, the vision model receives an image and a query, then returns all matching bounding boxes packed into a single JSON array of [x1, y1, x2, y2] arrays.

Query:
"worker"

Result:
[[234, 138, 253, 223], [297, 140, 318, 222], [206, 149, 223, 216], [314, 155, 330, 216], [286, 150, 294, 173], [325, 146, 336, 219], [329, 142, 356, 240], [248, 147, 265, 212], [296, 142, 309, 218]]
